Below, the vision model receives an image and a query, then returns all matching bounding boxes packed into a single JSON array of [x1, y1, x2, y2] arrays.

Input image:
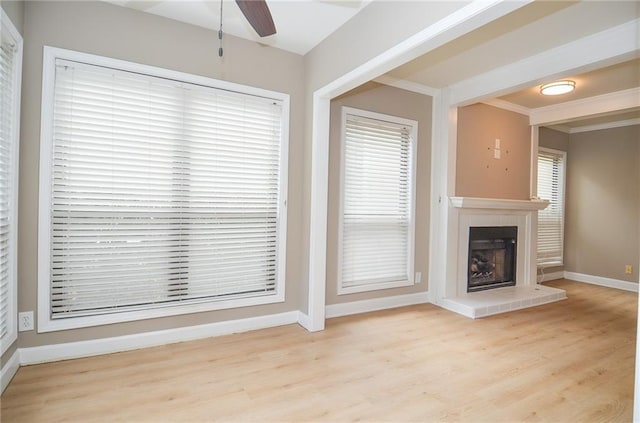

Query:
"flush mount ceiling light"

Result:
[[540, 80, 576, 96]]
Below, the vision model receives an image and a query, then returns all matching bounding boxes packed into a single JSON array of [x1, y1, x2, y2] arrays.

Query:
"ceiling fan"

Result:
[[235, 0, 276, 37]]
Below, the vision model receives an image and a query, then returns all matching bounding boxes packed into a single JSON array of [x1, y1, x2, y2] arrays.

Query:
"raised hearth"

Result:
[[437, 197, 566, 318]]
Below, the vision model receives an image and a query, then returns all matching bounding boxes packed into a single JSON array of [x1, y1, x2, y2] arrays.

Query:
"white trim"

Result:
[[20, 311, 299, 366], [449, 197, 549, 211], [0, 348, 20, 394], [296, 311, 312, 331], [0, 8, 23, 356], [538, 270, 564, 283], [373, 75, 439, 97], [546, 124, 572, 134], [307, 0, 532, 332], [37, 46, 290, 332], [325, 291, 430, 319], [482, 98, 531, 116], [530, 87, 640, 126], [568, 117, 640, 134], [449, 18, 640, 106], [307, 94, 331, 332], [564, 271, 639, 293]]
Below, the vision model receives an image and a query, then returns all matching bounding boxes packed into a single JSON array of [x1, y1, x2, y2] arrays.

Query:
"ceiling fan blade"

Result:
[[235, 0, 277, 37]]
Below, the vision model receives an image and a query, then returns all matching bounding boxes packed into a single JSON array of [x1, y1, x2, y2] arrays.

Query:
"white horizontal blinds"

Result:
[[341, 113, 412, 288], [0, 38, 16, 339], [537, 149, 565, 265], [50, 59, 283, 318]]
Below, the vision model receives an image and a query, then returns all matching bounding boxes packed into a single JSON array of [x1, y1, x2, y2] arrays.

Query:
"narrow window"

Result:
[[537, 147, 566, 266], [338, 107, 417, 294]]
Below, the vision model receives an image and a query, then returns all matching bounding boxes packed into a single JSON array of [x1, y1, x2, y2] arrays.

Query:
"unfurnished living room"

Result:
[[1, 1, 639, 421]]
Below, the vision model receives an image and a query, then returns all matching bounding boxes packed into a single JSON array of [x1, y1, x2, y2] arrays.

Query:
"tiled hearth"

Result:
[[439, 197, 567, 319]]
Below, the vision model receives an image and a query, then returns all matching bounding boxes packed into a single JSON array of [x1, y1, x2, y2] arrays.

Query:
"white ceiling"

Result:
[[104, 0, 371, 55]]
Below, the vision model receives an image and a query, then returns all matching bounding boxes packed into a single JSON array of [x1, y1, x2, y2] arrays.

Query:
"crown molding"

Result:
[[482, 98, 531, 116], [373, 75, 439, 97], [544, 124, 572, 134]]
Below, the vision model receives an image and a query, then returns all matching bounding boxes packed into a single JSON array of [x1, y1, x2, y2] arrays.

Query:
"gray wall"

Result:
[[326, 82, 432, 305], [17, 1, 305, 348], [564, 125, 640, 283], [0, 0, 23, 370]]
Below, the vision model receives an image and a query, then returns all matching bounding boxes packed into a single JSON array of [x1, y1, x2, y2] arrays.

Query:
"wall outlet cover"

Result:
[[18, 311, 34, 332]]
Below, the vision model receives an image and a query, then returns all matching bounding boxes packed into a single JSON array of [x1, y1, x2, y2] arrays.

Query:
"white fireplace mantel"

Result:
[[450, 196, 549, 211], [437, 195, 565, 319]]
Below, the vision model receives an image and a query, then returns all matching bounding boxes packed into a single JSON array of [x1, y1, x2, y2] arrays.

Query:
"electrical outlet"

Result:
[[415, 272, 422, 284], [625, 265, 633, 275], [18, 311, 34, 332]]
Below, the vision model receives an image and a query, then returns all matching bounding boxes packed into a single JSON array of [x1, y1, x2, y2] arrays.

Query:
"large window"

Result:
[[338, 107, 417, 294], [38, 48, 288, 331], [537, 147, 566, 266], [0, 10, 22, 353]]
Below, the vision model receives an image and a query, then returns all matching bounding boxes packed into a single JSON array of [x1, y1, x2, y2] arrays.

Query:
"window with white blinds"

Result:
[[0, 10, 22, 353], [537, 147, 566, 266], [38, 48, 288, 331], [338, 107, 417, 295]]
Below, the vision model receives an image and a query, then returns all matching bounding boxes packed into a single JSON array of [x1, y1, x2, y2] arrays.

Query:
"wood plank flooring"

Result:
[[1, 279, 637, 422]]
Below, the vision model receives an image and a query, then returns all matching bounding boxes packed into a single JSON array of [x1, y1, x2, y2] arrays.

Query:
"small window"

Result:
[[0, 9, 22, 353], [537, 147, 566, 267], [338, 107, 417, 295], [38, 47, 289, 331]]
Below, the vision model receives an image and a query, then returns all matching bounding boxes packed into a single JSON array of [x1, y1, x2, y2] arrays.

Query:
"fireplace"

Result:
[[468, 226, 517, 292]]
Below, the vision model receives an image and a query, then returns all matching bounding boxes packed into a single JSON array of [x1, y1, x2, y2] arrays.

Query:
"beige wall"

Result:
[[538, 127, 569, 276], [17, 1, 305, 348], [0, 0, 23, 369], [326, 82, 431, 305], [456, 104, 531, 200], [564, 125, 640, 283]]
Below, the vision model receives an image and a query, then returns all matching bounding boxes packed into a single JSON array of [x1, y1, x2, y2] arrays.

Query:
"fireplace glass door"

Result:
[[468, 226, 517, 292]]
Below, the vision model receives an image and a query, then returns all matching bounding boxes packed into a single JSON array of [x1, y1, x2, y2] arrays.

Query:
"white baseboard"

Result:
[[19, 311, 299, 366], [325, 291, 430, 319], [297, 311, 311, 330], [1, 348, 20, 394], [537, 270, 565, 283], [564, 271, 639, 292]]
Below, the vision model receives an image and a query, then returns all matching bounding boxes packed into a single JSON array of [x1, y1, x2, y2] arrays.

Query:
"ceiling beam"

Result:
[[529, 87, 640, 126], [448, 18, 639, 106]]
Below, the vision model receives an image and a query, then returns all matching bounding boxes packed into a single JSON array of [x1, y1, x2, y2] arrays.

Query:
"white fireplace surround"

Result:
[[439, 197, 567, 318]]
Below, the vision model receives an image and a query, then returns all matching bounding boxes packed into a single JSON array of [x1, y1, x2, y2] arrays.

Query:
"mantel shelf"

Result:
[[449, 196, 549, 211]]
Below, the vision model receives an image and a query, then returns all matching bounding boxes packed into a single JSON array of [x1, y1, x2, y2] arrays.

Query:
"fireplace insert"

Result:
[[468, 226, 517, 292]]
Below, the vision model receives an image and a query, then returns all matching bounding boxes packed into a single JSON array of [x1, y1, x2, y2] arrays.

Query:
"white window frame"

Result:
[[537, 146, 566, 268], [38, 47, 289, 332], [337, 106, 417, 295], [1, 9, 23, 354]]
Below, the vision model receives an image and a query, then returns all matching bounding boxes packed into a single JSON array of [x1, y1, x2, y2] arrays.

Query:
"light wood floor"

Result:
[[1, 279, 637, 422]]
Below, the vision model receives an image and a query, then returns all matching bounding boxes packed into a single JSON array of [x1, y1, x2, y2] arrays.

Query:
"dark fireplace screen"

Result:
[[468, 226, 517, 292]]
